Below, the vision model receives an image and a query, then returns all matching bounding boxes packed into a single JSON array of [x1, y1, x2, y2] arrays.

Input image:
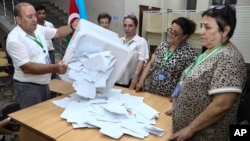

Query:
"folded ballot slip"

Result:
[[59, 19, 132, 93]]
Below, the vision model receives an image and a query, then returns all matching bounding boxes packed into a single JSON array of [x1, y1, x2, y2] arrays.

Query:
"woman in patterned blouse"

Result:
[[169, 5, 246, 141], [135, 17, 197, 98]]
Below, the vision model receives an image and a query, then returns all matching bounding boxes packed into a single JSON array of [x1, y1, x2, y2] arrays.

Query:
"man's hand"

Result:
[[0, 117, 14, 134], [71, 19, 80, 30], [55, 61, 68, 74]]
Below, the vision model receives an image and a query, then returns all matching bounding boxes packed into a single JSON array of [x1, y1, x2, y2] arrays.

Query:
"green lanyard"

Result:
[[27, 35, 46, 53], [182, 39, 229, 79], [123, 39, 134, 47], [161, 49, 173, 67]]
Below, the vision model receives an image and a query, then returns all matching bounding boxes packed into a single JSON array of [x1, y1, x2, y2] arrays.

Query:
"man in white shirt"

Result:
[[35, 4, 57, 79], [7, 2, 79, 108]]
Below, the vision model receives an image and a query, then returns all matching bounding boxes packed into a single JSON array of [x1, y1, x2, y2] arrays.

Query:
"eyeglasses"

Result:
[[166, 28, 183, 37]]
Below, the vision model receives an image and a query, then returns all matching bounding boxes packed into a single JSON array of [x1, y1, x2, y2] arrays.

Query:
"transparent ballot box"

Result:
[[59, 19, 132, 93]]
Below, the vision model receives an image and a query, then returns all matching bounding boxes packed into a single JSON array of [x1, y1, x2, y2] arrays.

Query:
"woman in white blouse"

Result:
[[116, 14, 149, 89]]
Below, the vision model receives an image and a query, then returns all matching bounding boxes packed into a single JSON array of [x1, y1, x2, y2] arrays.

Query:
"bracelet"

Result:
[[70, 24, 75, 31], [134, 72, 139, 77], [134, 71, 139, 75], [133, 74, 139, 78]]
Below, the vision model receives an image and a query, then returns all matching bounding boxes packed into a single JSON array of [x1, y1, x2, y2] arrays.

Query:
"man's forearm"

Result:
[[20, 62, 58, 75]]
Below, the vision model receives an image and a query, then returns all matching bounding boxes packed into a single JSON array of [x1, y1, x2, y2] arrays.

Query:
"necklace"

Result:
[[27, 35, 46, 53]]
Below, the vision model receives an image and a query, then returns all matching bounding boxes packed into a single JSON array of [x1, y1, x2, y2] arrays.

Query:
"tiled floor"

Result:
[[0, 78, 19, 141], [0, 79, 17, 110]]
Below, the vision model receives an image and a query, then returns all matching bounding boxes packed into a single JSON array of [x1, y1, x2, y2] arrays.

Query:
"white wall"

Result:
[[85, 0, 125, 36], [85, 0, 163, 36], [237, 0, 250, 6], [125, 0, 140, 20], [164, 0, 185, 10], [139, 0, 161, 8], [196, 0, 210, 10]]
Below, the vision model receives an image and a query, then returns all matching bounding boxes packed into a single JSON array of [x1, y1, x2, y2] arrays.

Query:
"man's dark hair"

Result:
[[97, 13, 111, 24], [34, 4, 46, 12]]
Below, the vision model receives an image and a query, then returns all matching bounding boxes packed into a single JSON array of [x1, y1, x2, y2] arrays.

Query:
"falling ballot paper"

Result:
[[59, 19, 133, 98], [55, 19, 166, 140]]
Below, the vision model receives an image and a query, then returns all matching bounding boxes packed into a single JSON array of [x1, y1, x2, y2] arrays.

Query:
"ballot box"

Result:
[[59, 19, 132, 94]]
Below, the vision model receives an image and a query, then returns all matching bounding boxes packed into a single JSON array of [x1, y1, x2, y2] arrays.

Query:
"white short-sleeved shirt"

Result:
[[7, 25, 57, 84], [117, 34, 149, 85], [44, 20, 55, 51]]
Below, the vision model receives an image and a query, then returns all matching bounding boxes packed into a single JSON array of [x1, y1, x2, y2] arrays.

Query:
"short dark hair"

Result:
[[34, 4, 46, 12], [202, 5, 236, 39], [97, 13, 111, 24], [172, 17, 196, 39], [123, 14, 138, 27]]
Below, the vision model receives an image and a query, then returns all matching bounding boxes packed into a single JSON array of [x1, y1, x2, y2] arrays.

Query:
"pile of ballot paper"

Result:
[[67, 50, 116, 99], [59, 19, 132, 98], [53, 88, 166, 139]]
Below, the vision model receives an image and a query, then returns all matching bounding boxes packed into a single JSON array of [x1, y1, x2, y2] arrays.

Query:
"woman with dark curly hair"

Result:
[[135, 17, 197, 98]]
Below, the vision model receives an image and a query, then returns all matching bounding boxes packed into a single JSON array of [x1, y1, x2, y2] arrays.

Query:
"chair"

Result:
[[0, 58, 11, 94], [237, 70, 250, 124], [0, 102, 21, 140], [0, 51, 6, 58]]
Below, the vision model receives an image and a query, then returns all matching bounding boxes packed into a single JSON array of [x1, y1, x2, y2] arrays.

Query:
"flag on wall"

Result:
[[67, 0, 87, 42]]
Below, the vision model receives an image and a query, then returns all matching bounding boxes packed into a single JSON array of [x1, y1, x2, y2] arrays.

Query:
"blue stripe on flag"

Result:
[[76, 0, 87, 19]]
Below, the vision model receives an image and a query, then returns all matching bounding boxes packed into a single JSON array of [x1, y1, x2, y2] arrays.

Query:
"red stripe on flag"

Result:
[[68, 0, 80, 40], [68, 0, 80, 24]]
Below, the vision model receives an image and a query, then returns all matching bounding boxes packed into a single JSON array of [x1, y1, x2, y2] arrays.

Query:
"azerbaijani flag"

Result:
[[67, 0, 87, 42]]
